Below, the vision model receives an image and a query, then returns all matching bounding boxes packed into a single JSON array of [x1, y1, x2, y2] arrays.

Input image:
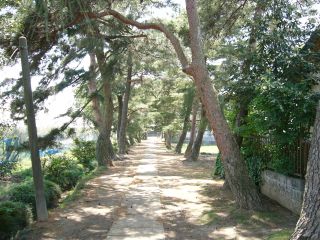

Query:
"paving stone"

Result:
[[110, 216, 163, 229], [106, 138, 164, 240], [106, 232, 165, 240]]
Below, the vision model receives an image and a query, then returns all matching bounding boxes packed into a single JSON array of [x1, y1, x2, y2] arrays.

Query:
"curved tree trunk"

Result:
[[175, 96, 193, 154], [185, 0, 262, 210], [291, 101, 320, 240], [185, 99, 198, 157], [188, 107, 207, 161], [118, 51, 133, 154]]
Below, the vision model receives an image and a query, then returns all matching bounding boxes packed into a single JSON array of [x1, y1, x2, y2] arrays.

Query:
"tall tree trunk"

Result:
[[165, 131, 172, 149], [185, 98, 198, 157], [291, 101, 320, 240], [175, 93, 194, 154], [118, 51, 133, 154], [95, 51, 115, 166], [185, 0, 262, 210], [188, 106, 208, 161], [88, 53, 103, 127], [20, 36, 48, 221], [88, 53, 113, 166], [117, 94, 123, 143]]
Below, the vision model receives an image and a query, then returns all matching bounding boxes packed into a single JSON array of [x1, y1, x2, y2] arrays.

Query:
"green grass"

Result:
[[200, 210, 223, 225], [179, 143, 219, 155], [267, 229, 292, 240], [60, 166, 107, 208], [16, 158, 32, 170]]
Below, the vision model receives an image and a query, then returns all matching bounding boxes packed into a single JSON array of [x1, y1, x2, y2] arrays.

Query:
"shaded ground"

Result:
[[18, 138, 298, 240], [158, 143, 298, 240]]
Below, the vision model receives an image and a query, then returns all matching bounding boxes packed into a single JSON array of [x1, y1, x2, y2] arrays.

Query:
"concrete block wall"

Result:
[[261, 170, 305, 215]]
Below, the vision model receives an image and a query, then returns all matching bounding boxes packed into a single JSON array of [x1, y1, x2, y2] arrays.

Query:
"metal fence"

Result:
[[248, 137, 310, 178], [287, 140, 310, 178]]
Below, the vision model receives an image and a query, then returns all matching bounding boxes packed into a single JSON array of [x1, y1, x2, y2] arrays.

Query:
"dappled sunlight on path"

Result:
[[154, 138, 297, 240], [106, 137, 165, 240], [20, 136, 297, 240]]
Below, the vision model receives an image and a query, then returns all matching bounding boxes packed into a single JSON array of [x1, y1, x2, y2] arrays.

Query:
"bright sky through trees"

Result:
[[0, 0, 186, 135]]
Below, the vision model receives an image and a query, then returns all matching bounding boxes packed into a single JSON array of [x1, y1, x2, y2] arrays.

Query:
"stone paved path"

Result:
[[106, 137, 165, 240]]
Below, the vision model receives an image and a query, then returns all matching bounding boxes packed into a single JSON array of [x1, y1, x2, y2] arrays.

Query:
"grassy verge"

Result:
[[267, 229, 293, 240], [173, 143, 219, 155], [59, 166, 107, 208]]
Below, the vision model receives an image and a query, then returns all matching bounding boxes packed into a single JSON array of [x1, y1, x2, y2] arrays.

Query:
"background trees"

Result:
[[0, 0, 320, 237]]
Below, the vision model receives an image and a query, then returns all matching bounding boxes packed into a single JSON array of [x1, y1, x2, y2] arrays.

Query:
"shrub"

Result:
[[0, 157, 19, 179], [245, 156, 265, 186], [13, 168, 33, 181], [0, 201, 32, 240], [7, 179, 61, 215], [45, 154, 84, 191], [212, 153, 225, 178], [269, 155, 295, 176], [71, 139, 96, 172]]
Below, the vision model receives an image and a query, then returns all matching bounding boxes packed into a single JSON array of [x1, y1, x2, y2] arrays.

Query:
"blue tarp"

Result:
[[39, 149, 60, 157]]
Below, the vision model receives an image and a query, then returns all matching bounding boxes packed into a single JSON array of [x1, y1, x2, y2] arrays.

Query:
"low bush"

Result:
[[269, 155, 295, 176], [212, 153, 225, 178], [7, 179, 61, 215], [0, 157, 19, 179], [45, 154, 84, 191], [13, 168, 33, 181], [245, 156, 265, 186], [71, 139, 96, 172], [0, 201, 32, 240]]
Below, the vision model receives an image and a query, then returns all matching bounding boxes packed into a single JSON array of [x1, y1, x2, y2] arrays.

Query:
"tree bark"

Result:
[[117, 94, 123, 143], [165, 131, 172, 149], [95, 50, 115, 166], [19, 36, 48, 221], [118, 51, 133, 154], [184, 98, 198, 157], [88, 52, 103, 127], [175, 93, 194, 154], [88, 52, 114, 166], [185, 0, 261, 209], [291, 101, 320, 240], [188, 106, 208, 161]]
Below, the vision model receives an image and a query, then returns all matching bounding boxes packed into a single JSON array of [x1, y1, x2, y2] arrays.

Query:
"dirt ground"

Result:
[[18, 138, 298, 240]]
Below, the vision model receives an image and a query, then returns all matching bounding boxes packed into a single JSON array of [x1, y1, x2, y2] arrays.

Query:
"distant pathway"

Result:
[[107, 137, 165, 240]]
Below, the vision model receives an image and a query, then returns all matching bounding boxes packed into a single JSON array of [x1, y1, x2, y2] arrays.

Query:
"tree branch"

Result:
[[58, 9, 190, 69]]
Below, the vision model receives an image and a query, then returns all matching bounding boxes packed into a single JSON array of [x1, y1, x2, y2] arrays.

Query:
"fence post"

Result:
[[19, 36, 48, 221]]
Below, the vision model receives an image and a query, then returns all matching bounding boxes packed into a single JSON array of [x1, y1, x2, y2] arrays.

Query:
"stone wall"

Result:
[[261, 170, 305, 215]]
